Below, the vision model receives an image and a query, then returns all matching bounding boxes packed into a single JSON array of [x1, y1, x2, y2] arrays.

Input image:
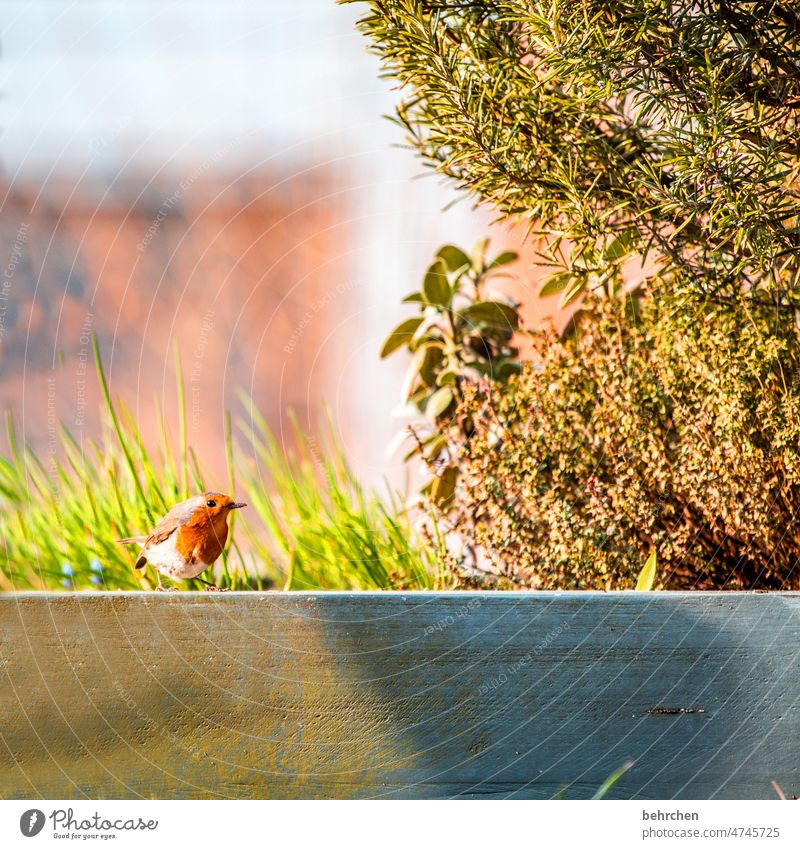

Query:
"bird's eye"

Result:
[[206, 499, 216, 508]]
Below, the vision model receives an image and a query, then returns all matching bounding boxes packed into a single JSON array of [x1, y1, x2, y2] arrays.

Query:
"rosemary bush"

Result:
[[352, 1, 800, 309]]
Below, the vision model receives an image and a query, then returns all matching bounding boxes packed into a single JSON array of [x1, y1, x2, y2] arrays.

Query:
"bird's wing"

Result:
[[144, 503, 187, 547]]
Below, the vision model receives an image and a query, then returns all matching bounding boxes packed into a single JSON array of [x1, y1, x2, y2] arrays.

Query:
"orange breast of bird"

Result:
[[175, 516, 229, 565]]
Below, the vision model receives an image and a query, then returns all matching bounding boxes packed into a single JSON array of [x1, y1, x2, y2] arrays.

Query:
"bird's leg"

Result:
[[154, 569, 178, 592], [194, 575, 229, 592]]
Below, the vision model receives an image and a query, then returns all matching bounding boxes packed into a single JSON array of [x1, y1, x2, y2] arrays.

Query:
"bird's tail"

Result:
[[117, 537, 148, 569]]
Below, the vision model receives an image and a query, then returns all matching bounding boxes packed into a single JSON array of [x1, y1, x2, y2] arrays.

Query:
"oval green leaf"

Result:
[[458, 301, 519, 329], [426, 386, 454, 420], [431, 465, 459, 507], [539, 271, 574, 298], [419, 345, 445, 386], [380, 317, 424, 359], [423, 259, 451, 307], [605, 228, 638, 262], [489, 250, 518, 269], [470, 237, 489, 267], [559, 277, 586, 308], [437, 245, 471, 273]]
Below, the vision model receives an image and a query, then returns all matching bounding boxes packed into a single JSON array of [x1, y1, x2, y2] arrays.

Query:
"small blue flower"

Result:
[[61, 578, 73, 588], [89, 559, 103, 573], [90, 574, 102, 586], [61, 563, 75, 577]]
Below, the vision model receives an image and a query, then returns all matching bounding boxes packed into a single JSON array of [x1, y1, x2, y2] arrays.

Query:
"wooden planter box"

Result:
[[1, 592, 798, 799]]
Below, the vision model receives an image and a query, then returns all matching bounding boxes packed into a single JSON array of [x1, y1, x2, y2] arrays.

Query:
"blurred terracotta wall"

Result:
[[0, 169, 350, 480]]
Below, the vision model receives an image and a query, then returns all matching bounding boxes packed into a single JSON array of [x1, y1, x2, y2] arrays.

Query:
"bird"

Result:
[[117, 492, 246, 590]]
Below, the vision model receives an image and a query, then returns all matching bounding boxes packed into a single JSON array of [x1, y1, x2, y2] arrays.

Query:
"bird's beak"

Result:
[[230, 502, 247, 510]]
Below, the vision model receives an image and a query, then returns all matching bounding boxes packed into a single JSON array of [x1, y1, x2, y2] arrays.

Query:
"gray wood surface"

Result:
[[1, 592, 798, 799]]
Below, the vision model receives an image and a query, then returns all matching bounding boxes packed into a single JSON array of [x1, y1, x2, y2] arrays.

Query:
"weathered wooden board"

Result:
[[0, 592, 798, 799]]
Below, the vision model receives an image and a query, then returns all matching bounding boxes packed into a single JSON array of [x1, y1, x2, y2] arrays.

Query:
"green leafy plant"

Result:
[[381, 239, 520, 417], [352, 1, 800, 311], [382, 240, 521, 507]]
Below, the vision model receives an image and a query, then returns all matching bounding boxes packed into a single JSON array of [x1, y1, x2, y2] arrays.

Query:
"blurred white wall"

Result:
[[1, 0, 489, 486]]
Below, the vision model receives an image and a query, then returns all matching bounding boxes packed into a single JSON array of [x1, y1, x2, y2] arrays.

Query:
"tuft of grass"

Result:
[[591, 761, 634, 800], [238, 404, 440, 590], [0, 338, 438, 592], [635, 550, 657, 591], [551, 761, 634, 800]]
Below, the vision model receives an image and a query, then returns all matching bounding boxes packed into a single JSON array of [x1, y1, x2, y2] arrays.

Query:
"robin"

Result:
[[117, 492, 246, 590]]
